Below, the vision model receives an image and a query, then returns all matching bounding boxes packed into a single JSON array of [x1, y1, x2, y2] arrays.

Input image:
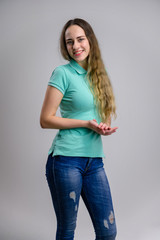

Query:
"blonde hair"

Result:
[[60, 18, 116, 123]]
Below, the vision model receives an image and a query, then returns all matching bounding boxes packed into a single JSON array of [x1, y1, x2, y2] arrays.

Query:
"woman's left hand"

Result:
[[92, 119, 118, 136]]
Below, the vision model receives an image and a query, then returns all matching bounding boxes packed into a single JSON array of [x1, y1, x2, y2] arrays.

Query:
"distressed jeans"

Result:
[[45, 153, 117, 240]]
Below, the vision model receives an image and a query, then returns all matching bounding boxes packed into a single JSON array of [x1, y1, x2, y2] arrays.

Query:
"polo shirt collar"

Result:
[[69, 58, 87, 74]]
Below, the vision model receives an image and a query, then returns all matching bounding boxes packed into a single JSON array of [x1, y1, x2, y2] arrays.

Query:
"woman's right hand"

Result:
[[88, 119, 118, 136]]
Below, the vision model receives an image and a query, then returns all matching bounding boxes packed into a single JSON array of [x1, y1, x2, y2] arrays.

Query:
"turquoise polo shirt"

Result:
[[48, 58, 105, 158]]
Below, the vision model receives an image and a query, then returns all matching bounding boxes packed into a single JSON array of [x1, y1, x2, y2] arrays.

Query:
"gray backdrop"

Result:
[[0, 0, 160, 239]]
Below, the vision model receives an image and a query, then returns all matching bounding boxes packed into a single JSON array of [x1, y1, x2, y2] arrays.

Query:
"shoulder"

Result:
[[51, 62, 74, 78], [48, 64, 71, 94], [51, 65, 65, 76]]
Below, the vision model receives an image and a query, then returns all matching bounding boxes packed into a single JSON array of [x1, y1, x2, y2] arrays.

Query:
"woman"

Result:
[[40, 18, 118, 240]]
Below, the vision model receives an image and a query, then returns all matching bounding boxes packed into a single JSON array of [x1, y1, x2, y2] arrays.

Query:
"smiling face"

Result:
[[65, 25, 90, 70]]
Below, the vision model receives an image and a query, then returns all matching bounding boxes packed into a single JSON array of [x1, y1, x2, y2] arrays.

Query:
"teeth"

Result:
[[74, 51, 83, 54]]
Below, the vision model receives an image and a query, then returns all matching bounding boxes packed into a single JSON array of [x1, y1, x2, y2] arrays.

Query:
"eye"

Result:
[[78, 38, 85, 42], [66, 40, 73, 45]]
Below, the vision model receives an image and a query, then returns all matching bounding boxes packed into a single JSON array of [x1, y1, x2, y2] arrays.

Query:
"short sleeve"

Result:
[[48, 66, 68, 95]]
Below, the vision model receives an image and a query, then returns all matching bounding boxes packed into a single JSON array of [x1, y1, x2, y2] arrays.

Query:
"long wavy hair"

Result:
[[60, 18, 116, 123]]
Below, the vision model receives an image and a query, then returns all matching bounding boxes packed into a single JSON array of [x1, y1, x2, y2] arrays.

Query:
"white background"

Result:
[[0, 0, 160, 239]]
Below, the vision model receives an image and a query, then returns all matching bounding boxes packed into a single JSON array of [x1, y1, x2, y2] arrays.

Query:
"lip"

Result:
[[74, 50, 84, 56]]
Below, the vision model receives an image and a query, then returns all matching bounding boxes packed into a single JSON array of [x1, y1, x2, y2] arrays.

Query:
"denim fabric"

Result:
[[45, 153, 117, 240]]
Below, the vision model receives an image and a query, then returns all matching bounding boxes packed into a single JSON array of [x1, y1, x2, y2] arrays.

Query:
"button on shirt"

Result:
[[48, 59, 105, 158]]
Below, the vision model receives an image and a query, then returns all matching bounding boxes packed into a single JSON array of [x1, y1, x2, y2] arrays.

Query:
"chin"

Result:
[[75, 57, 87, 63]]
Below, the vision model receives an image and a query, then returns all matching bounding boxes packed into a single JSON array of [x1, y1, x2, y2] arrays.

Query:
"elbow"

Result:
[[40, 121, 44, 129], [40, 118, 46, 129], [40, 115, 56, 129]]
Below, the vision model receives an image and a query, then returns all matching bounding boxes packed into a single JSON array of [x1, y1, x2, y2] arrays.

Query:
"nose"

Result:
[[73, 40, 80, 50]]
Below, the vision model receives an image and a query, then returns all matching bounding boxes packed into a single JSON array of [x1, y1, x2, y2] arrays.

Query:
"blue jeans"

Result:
[[45, 153, 117, 240]]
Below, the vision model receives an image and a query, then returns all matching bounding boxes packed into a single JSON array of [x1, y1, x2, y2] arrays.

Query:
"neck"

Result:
[[77, 60, 88, 71]]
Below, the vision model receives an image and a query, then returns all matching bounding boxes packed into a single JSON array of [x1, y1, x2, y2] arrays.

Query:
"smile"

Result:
[[74, 50, 84, 56]]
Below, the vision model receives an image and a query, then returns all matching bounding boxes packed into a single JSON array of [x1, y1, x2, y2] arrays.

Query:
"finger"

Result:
[[104, 125, 110, 130], [109, 129, 116, 134], [98, 122, 103, 128], [112, 127, 118, 130], [106, 129, 117, 135], [104, 128, 117, 134], [101, 124, 107, 130], [102, 128, 106, 134], [100, 130, 107, 135], [99, 122, 108, 130], [106, 127, 118, 132]]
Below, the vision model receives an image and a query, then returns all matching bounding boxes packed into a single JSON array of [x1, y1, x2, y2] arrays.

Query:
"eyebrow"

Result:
[[65, 35, 86, 41]]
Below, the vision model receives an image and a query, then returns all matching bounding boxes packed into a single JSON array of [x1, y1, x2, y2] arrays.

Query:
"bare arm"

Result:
[[40, 86, 89, 129]]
